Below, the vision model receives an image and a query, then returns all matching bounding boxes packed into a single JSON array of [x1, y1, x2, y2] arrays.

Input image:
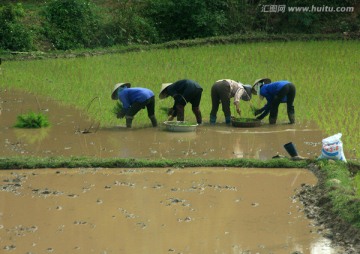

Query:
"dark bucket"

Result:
[[284, 142, 298, 157]]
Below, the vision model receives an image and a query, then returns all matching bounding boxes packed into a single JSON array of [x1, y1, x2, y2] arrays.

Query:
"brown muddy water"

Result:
[[0, 167, 346, 254], [0, 89, 350, 253], [0, 89, 342, 160]]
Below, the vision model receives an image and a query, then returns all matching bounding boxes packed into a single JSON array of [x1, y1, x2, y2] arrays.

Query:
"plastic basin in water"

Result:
[[163, 121, 198, 132]]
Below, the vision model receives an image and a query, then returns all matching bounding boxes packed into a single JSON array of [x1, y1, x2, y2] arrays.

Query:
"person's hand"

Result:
[[117, 112, 125, 119], [167, 108, 174, 116], [254, 109, 262, 116], [236, 108, 241, 116]]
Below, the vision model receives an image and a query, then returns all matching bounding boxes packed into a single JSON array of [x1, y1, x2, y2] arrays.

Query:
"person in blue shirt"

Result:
[[111, 83, 157, 128], [251, 78, 296, 124], [159, 79, 203, 124]]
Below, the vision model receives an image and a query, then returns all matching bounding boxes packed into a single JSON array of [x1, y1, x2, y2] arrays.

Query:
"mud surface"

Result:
[[295, 164, 360, 254], [0, 89, 347, 160], [0, 167, 349, 254]]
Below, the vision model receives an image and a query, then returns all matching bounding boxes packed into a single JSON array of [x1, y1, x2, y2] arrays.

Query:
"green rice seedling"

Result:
[[14, 111, 50, 128], [355, 172, 360, 197], [249, 105, 258, 115], [111, 101, 123, 117], [1, 40, 359, 157]]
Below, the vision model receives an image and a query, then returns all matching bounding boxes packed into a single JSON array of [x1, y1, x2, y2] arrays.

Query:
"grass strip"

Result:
[[0, 156, 312, 170], [317, 160, 360, 228], [1, 33, 358, 61]]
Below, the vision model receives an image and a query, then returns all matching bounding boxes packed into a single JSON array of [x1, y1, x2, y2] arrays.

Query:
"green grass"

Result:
[[14, 111, 50, 128], [232, 117, 258, 123], [0, 40, 359, 157], [0, 156, 311, 170], [319, 160, 360, 228], [355, 172, 360, 197]]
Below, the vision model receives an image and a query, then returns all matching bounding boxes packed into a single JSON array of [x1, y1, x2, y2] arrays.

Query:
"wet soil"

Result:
[[295, 163, 360, 254], [0, 167, 349, 254], [0, 89, 346, 160]]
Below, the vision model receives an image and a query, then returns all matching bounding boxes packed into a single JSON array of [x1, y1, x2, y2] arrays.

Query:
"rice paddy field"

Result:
[[0, 40, 359, 158]]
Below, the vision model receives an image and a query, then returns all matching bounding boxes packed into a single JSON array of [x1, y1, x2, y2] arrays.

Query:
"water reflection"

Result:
[[310, 238, 342, 254]]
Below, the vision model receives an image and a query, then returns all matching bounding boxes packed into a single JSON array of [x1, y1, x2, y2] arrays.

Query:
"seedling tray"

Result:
[[231, 117, 261, 128]]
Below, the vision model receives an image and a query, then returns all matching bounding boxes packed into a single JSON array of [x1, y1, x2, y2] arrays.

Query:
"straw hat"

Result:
[[252, 78, 271, 95], [111, 82, 131, 100], [243, 84, 252, 101], [159, 83, 172, 99]]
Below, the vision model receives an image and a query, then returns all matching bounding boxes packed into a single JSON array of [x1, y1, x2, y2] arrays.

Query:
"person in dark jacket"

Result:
[[210, 79, 252, 125], [111, 83, 157, 128], [252, 78, 296, 124], [159, 79, 203, 124]]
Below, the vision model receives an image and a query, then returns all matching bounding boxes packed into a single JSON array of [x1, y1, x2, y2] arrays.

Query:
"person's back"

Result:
[[120, 88, 154, 108]]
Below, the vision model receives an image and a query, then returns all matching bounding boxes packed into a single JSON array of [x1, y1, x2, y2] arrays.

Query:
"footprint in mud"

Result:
[[177, 217, 192, 222], [136, 222, 147, 229], [3, 245, 16, 251], [114, 181, 135, 188], [0, 174, 28, 194], [31, 188, 63, 197], [152, 183, 163, 189]]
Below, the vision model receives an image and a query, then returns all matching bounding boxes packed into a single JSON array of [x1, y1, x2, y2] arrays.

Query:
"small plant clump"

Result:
[[14, 112, 50, 128], [111, 102, 123, 117], [232, 117, 258, 123], [166, 121, 197, 126], [250, 105, 258, 115]]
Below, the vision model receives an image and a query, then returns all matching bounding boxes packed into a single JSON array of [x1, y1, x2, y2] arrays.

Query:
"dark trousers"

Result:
[[269, 83, 296, 119], [210, 81, 231, 117], [127, 96, 155, 117]]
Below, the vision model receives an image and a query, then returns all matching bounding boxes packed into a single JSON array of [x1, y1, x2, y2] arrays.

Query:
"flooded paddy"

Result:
[[0, 167, 347, 254], [0, 89, 337, 160]]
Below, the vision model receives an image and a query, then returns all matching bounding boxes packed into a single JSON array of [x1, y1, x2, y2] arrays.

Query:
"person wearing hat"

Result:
[[251, 78, 296, 124], [159, 79, 203, 124], [111, 83, 157, 128], [209, 79, 253, 125]]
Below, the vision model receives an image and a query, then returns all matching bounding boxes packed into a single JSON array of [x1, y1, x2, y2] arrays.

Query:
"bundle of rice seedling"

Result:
[[112, 102, 123, 117], [14, 111, 50, 128]]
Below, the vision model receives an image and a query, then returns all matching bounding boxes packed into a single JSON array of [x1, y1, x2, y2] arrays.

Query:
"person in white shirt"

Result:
[[210, 79, 252, 124]]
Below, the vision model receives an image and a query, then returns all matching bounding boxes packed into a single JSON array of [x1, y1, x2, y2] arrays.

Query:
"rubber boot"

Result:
[[269, 117, 277, 124], [192, 107, 202, 124], [284, 142, 298, 157], [210, 114, 217, 125], [125, 116, 133, 128], [288, 113, 295, 124], [149, 115, 157, 127], [225, 115, 231, 125], [176, 105, 185, 121]]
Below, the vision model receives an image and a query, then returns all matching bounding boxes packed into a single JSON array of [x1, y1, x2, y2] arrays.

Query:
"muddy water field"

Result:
[[0, 90, 359, 254], [0, 89, 336, 160]]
